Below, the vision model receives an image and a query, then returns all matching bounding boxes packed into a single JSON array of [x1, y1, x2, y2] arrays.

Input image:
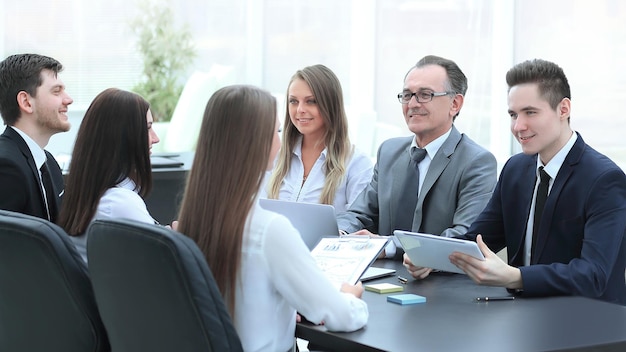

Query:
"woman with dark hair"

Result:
[[57, 88, 160, 262], [266, 64, 372, 212], [176, 85, 367, 352]]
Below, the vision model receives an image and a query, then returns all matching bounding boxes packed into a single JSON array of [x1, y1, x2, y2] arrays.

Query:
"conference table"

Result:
[[296, 259, 626, 352]]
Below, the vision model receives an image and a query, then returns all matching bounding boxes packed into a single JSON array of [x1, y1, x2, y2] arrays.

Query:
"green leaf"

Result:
[[130, 0, 197, 122]]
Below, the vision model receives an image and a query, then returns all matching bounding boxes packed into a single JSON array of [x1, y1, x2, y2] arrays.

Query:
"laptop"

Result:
[[360, 266, 396, 281], [259, 199, 339, 250], [393, 230, 485, 274], [150, 155, 184, 168]]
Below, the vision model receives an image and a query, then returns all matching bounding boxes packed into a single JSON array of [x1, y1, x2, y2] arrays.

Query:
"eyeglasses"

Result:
[[397, 91, 452, 104]]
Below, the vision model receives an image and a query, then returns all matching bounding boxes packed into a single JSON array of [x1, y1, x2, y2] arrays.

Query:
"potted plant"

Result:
[[130, 0, 196, 123]]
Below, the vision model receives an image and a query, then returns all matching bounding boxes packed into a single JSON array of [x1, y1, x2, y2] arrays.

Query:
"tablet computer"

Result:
[[393, 230, 484, 274]]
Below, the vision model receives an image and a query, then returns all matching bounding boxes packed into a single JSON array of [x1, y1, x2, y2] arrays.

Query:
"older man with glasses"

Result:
[[336, 55, 497, 280]]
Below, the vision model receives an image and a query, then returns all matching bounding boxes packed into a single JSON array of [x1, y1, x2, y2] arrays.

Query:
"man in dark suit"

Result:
[[336, 55, 497, 269], [0, 54, 73, 222], [447, 59, 626, 304]]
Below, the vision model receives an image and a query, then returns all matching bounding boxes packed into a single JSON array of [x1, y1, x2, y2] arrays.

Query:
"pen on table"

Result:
[[397, 276, 408, 284], [475, 296, 515, 302]]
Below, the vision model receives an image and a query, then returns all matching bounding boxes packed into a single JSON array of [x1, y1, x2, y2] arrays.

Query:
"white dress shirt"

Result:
[[524, 132, 577, 265], [272, 137, 373, 213], [10, 126, 46, 170], [70, 178, 155, 263], [385, 128, 451, 258], [234, 199, 368, 352]]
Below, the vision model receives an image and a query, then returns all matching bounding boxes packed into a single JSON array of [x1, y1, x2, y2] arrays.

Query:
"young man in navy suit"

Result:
[[442, 59, 626, 304], [0, 54, 73, 222]]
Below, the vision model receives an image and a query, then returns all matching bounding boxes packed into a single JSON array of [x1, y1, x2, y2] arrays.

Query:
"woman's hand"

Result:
[[340, 281, 364, 298]]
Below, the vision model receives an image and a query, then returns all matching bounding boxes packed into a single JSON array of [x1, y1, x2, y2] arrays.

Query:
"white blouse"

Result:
[[70, 178, 155, 263], [234, 200, 368, 352], [274, 138, 373, 213]]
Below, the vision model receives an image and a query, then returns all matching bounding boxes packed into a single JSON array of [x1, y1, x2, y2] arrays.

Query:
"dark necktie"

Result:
[[40, 163, 57, 222], [531, 166, 550, 263], [394, 147, 427, 231]]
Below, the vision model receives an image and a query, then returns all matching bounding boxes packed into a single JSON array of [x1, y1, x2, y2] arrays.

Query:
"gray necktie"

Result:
[[393, 147, 427, 232]]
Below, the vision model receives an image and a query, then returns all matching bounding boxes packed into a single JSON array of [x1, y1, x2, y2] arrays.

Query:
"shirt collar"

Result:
[[10, 126, 46, 169], [293, 135, 327, 159], [536, 131, 577, 179], [410, 127, 452, 160], [116, 177, 140, 192]]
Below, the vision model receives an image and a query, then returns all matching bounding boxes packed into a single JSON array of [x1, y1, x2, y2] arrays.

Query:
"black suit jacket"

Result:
[[467, 133, 626, 305], [0, 126, 64, 221]]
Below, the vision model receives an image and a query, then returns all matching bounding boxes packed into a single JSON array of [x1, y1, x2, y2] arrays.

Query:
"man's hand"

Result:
[[449, 235, 522, 289], [345, 230, 388, 258], [348, 229, 377, 238], [402, 253, 433, 280]]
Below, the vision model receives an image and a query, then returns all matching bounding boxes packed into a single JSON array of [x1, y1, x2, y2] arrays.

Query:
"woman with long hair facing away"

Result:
[[176, 85, 368, 352], [266, 64, 372, 212], [57, 88, 160, 263]]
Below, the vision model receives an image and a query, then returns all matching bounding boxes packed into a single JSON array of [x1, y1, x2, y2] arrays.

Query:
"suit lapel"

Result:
[[510, 157, 537, 266], [4, 127, 48, 214], [533, 134, 584, 263], [6, 127, 40, 176], [44, 153, 63, 210], [413, 127, 461, 229], [389, 143, 413, 223]]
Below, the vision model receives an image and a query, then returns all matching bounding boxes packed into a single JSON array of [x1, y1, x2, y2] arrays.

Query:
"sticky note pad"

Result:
[[364, 283, 404, 294], [387, 293, 426, 305]]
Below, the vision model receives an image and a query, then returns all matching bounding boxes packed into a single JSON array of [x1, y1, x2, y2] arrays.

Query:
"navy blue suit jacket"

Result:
[[466, 133, 626, 305], [0, 126, 64, 221]]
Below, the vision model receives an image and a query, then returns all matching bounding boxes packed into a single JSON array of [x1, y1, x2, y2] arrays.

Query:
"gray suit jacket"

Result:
[[337, 126, 497, 258]]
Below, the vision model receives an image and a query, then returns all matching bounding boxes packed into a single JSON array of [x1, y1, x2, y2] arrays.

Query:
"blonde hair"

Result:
[[267, 64, 353, 204], [177, 85, 276, 317]]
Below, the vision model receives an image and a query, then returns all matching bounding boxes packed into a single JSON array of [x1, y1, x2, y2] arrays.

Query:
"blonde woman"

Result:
[[176, 85, 368, 352], [266, 64, 372, 212]]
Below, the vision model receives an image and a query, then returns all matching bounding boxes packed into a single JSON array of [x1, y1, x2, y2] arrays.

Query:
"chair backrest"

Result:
[[86, 219, 243, 352], [161, 65, 234, 153], [0, 210, 109, 352]]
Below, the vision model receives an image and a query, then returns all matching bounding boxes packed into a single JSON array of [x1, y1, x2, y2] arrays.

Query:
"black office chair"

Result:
[[86, 219, 243, 352], [0, 210, 109, 352]]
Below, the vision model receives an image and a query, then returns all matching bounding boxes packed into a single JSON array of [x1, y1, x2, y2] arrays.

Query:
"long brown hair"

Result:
[[177, 85, 276, 316], [267, 64, 352, 205], [57, 88, 152, 235]]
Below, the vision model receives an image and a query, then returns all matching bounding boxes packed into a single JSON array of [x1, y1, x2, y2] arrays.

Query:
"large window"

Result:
[[513, 0, 626, 170], [1, 0, 624, 170]]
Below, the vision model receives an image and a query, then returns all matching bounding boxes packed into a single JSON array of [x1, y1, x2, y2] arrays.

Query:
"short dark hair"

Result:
[[0, 54, 63, 125], [57, 88, 152, 236], [506, 59, 571, 110]]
